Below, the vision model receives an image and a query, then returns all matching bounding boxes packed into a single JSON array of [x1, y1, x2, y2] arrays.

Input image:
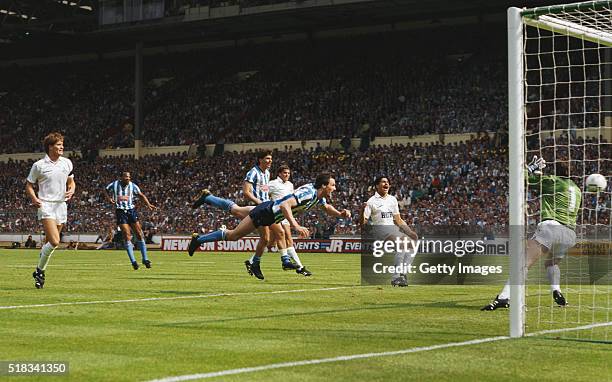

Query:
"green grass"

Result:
[[0, 250, 611, 381]]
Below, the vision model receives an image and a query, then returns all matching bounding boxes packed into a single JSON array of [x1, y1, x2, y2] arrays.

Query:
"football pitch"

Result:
[[1, 250, 611, 381]]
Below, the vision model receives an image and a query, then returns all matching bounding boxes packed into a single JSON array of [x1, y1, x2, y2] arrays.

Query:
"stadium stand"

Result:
[[0, 136, 511, 235], [0, 33, 507, 154]]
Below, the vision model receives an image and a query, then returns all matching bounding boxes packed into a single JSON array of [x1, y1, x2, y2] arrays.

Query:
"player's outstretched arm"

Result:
[[279, 199, 309, 238], [322, 204, 351, 219], [139, 192, 157, 210]]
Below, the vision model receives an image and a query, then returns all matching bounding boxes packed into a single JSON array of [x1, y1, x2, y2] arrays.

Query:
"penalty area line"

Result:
[[146, 321, 612, 382]]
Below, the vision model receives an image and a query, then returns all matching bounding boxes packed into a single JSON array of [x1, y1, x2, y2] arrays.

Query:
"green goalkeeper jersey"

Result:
[[528, 175, 581, 229]]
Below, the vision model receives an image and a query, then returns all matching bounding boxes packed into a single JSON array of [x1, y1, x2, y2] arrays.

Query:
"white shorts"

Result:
[[382, 225, 404, 241], [532, 220, 576, 258], [38, 201, 68, 224]]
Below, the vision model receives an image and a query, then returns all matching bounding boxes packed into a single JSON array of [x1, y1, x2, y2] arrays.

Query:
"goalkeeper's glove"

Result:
[[527, 156, 546, 175]]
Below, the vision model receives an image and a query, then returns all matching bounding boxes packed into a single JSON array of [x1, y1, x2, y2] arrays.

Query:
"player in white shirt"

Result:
[[361, 176, 417, 287], [25, 132, 76, 289], [268, 164, 312, 276]]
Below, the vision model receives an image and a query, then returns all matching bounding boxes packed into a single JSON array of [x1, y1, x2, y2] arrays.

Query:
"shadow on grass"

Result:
[[155, 297, 491, 329]]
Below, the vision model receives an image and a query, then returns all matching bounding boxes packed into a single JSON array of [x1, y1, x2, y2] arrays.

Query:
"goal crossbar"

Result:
[[523, 14, 612, 47]]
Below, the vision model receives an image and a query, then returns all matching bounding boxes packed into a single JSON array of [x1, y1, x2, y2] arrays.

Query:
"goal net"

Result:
[[508, 1, 612, 339]]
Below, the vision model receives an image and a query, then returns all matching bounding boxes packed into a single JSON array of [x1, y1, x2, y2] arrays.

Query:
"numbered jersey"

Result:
[[528, 175, 581, 229]]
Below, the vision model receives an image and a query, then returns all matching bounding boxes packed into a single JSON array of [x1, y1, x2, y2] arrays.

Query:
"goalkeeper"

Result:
[[482, 156, 581, 310]]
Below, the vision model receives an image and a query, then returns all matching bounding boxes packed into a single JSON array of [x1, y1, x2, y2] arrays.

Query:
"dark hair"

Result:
[[315, 173, 332, 189], [373, 176, 389, 187], [43, 132, 64, 154], [277, 164, 291, 174], [257, 151, 272, 160]]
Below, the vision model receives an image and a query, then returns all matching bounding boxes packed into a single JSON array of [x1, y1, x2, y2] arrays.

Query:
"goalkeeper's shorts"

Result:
[[532, 220, 576, 258]]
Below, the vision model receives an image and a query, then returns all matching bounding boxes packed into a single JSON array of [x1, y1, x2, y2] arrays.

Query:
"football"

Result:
[[585, 173, 607, 192]]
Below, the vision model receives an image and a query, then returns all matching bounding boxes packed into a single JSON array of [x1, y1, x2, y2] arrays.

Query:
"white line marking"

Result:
[[146, 321, 612, 382], [525, 321, 612, 337], [0, 286, 357, 310]]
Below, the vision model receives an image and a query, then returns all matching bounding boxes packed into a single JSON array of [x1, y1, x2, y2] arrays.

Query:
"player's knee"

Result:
[[528, 239, 548, 255], [48, 238, 60, 247], [275, 230, 285, 241], [225, 229, 238, 241], [124, 233, 132, 242]]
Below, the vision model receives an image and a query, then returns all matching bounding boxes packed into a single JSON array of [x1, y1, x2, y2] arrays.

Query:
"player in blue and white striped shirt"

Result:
[[242, 152, 272, 266], [243, 152, 271, 204], [193, 151, 297, 274], [104, 171, 157, 270], [187, 174, 351, 280]]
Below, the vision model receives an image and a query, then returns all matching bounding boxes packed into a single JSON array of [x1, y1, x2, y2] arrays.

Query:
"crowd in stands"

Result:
[[0, 31, 508, 154], [1, 135, 609, 240]]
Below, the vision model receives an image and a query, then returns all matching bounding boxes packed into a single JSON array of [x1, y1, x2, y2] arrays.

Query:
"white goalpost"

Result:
[[508, 1, 612, 339]]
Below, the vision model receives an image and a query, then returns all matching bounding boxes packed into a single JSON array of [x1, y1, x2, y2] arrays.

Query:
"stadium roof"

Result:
[[0, 0, 569, 61]]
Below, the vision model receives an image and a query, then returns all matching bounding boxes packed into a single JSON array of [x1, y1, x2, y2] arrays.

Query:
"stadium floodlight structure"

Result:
[[508, 1, 612, 338]]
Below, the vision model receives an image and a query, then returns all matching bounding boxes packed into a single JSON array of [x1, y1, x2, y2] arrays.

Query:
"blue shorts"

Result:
[[248, 201, 275, 228], [116, 209, 138, 225]]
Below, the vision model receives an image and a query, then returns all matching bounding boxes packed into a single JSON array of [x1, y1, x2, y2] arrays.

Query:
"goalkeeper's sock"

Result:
[[546, 264, 561, 293], [498, 282, 511, 300]]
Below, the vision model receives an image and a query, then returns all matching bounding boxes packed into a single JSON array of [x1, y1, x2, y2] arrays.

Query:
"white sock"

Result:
[[280, 248, 288, 258], [547, 264, 561, 293], [287, 247, 303, 268], [498, 282, 511, 300], [37, 242, 57, 271], [393, 252, 404, 279], [401, 251, 415, 281]]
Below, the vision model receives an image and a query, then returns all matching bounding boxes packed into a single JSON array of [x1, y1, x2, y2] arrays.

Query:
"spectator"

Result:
[[24, 235, 37, 248]]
